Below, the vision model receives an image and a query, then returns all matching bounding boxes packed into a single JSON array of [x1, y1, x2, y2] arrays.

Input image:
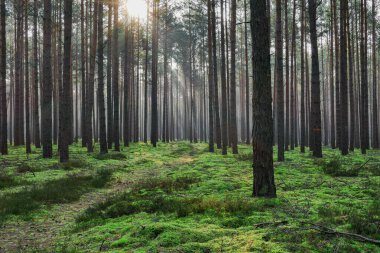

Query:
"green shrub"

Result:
[[365, 163, 380, 176], [132, 176, 200, 193], [16, 163, 36, 174], [0, 172, 16, 189], [91, 168, 113, 188], [349, 200, 380, 238], [52, 159, 89, 171], [236, 153, 252, 162], [321, 158, 359, 177], [0, 170, 113, 220], [94, 152, 127, 160]]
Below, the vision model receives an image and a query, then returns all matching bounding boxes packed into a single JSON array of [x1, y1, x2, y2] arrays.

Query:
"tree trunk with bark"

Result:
[[251, 0, 276, 198]]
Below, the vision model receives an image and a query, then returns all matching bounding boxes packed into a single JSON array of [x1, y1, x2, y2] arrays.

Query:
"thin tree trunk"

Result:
[[220, 0, 228, 155], [340, 0, 349, 155], [211, 0, 221, 149], [59, 0, 73, 162], [25, 1, 31, 154], [309, 0, 322, 158], [42, 0, 53, 158], [372, 0, 378, 148], [113, 0, 120, 151], [230, 0, 238, 154], [98, 0, 107, 154], [207, 0, 214, 152], [0, 0, 6, 154], [276, 0, 284, 161]]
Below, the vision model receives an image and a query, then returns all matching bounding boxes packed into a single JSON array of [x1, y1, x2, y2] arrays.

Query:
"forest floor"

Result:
[[0, 142, 379, 253]]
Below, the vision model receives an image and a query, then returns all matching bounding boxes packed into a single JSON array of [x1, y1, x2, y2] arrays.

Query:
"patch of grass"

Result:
[[0, 172, 17, 189], [77, 191, 280, 224], [365, 163, 380, 176], [0, 170, 113, 221], [91, 168, 113, 188], [236, 152, 252, 161], [16, 163, 37, 174], [349, 200, 380, 238], [132, 176, 200, 193], [321, 157, 360, 177], [52, 159, 90, 171], [94, 152, 127, 160]]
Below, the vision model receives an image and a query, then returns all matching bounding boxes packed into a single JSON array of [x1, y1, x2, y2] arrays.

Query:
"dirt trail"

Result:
[[0, 189, 108, 252], [0, 152, 197, 253]]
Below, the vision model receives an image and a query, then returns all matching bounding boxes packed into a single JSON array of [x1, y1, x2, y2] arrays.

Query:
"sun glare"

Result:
[[125, 0, 147, 20]]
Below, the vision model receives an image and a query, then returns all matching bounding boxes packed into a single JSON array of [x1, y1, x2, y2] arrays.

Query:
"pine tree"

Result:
[[340, 0, 349, 155], [42, 0, 53, 158], [59, 0, 73, 162], [276, 0, 284, 161], [113, 0, 120, 151], [0, 0, 6, 155], [98, 0, 107, 154], [229, 0, 238, 154], [251, 0, 276, 198], [308, 0, 322, 158]]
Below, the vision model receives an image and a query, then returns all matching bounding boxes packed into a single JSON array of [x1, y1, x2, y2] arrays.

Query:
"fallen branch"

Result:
[[253, 220, 289, 228], [356, 159, 372, 171], [252, 220, 380, 245], [299, 221, 380, 245]]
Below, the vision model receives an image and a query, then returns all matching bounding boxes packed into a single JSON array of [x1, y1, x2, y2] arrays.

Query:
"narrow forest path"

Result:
[[0, 144, 198, 253]]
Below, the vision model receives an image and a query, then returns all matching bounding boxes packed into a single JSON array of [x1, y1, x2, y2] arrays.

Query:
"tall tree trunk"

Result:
[[244, 0, 250, 145], [360, 0, 369, 153], [333, 0, 341, 149], [300, 0, 306, 153], [113, 0, 120, 151], [220, 0, 228, 155], [123, 21, 130, 147], [372, 0, 379, 148], [86, 0, 98, 152], [98, 0, 107, 154], [290, 0, 296, 150], [14, 0, 24, 146], [25, 0, 31, 154], [207, 0, 214, 152], [329, 2, 335, 148], [106, 0, 113, 149], [81, 0, 87, 147], [0, 0, 6, 154], [59, 0, 73, 162], [211, 0, 221, 149], [340, 0, 349, 155], [151, 0, 159, 147], [276, 0, 284, 161], [42, 0, 53, 158], [144, 1, 149, 143], [308, 0, 322, 158], [251, 0, 276, 198], [285, 0, 290, 151], [229, 0, 238, 154], [348, 11, 355, 151], [33, 0, 40, 149]]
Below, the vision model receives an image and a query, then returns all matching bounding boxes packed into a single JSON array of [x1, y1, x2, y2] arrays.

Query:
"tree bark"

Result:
[[229, 0, 238, 154], [59, 0, 73, 162], [42, 0, 53, 158], [276, 0, 284, 161], [251, 0, 276, 198], [113, 0, 120, 151], [0, 0, 6, 154], [308, 0, 322, 158]]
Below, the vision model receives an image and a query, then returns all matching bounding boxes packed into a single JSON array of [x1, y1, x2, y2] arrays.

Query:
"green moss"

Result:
[[1, 143, 379, 252]]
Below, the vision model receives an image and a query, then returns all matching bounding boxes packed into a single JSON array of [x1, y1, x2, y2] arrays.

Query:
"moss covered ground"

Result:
[[0, 142, 379, 252]]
